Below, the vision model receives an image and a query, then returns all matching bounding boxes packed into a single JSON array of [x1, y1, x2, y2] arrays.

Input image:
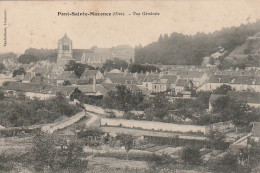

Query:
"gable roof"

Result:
[[80, 69, 100, 79], [178, 71, 205, 79], [160, 75, 178, 84], [176, 79, 189, 87], [78, 84, 107, 95], [43, 85, 77, 96], [57, 71, 78, 80], [208, 75, 231, 83], [4, 82, 44, 92]]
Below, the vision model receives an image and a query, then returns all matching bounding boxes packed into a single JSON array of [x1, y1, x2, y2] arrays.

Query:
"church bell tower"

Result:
[[57, 33, 74, 66]]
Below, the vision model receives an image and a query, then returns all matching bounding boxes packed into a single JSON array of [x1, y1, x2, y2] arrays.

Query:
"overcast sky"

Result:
[[0, 0, 260, 54]]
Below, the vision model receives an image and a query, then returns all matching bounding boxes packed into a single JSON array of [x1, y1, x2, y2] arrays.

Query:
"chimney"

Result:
[[93, 75, 96, 93]]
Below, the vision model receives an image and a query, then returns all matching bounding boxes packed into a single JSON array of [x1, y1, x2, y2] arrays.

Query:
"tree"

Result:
[[128, 63, 161, 73], [12, 67, 26, 77], [18, 54, 38, 64], [147, 153, 176, 172], [103, 85, 143, 112], [180, 145, 202, 165], [65, 60, 95, 78], [0, 63, 5, 72], [0, 90, 4, 100], [77, 127, 104, 154], [116, 134, 134, 160], [219, 152, 239, 173], [207, 130, 226, 150], [101, 59, 128, 72], [29, 132, 87, 172], [146, 93, 170, 120], [213, 84, 233, 95]]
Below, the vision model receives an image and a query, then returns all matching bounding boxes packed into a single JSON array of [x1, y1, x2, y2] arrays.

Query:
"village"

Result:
[[0, 32, 259, 172]]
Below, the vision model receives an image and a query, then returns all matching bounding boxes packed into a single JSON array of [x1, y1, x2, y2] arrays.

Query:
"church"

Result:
[[56, 33, 135, 68], [57, 33, 74, 66]]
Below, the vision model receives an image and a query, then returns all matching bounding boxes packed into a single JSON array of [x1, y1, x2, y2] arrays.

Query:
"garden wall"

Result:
[[101, 118, 206, 134]]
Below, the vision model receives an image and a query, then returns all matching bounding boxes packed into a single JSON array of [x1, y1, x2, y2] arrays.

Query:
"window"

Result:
[[63, 45, 69, 51]]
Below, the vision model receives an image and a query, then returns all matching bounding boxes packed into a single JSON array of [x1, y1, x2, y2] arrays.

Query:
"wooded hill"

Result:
[[135, 20, 260, 68]]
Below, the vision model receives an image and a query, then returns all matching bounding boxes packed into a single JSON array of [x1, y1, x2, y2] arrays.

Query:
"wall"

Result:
[[41, 111, 85, 133], [84, 104, 124, 117], [101, 118, 206, 134]]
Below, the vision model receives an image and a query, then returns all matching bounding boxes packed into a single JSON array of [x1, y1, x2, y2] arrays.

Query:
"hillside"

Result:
[[135, 20, 260, 68], [223, 32, 260, 68]]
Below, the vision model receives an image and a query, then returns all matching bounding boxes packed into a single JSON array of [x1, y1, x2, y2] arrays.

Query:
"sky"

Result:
[[0, 0, 260, 54]]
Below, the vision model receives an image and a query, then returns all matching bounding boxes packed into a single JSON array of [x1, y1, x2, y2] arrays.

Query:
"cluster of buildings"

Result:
[[1, 34, 260, 110]]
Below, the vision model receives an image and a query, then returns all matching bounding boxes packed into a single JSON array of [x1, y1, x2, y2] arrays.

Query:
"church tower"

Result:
[[57, 33, 74, 66]]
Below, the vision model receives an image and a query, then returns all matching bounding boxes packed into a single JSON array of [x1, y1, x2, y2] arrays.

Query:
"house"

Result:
[[251, 122, 260, 142], [151, 79, 169, 93], [78, 84, 107, 97], [175, 79, 190, 94], [178, 71, 208, 87], [80, 69, 103, 80], [104, 73, 139, 85], [22, 72, 35, 83], [43, 85, 78, 100], [200, 75, 260, 92], [101, 83, 142, 95], [182, 91, 191, 98], [3, 82, 47, 99], [208, 94, 226, 111], [160, 75, 178, 89], [141, 74, 159, 91], [56, 71, 78, 85], [227, 91, 260, 108], [199, 75, 231, 91]]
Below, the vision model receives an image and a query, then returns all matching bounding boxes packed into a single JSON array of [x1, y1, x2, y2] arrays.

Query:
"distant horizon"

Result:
[[1, 1, 260, 54]]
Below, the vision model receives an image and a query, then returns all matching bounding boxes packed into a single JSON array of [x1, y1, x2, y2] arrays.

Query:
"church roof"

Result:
[[58, 33, 72, 44]]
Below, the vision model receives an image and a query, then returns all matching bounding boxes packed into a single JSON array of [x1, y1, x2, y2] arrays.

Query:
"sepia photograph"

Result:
[[0, 0, 259, 172]]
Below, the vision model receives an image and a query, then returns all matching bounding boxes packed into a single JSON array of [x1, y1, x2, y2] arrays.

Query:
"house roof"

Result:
[[160, 75, 178, 84], [57, 71, 78, 80], [80, 69, 100, 79], [209, 94, 226, 102], [178, 71, 205, 79], [4, 82, 44, 92], [208, 75, 260, 85], [43, 85, 77, 96], [208, 75, 231, 83], [105, 73, 139, 84], [101, 83, 118, 91], [251, 122, 260, 138], [108, 69, 123, 74], [78, 84, 107, 95], [175, 79, 189, 87], [23, 72, 32, 82], [227, 91, 260, 104]]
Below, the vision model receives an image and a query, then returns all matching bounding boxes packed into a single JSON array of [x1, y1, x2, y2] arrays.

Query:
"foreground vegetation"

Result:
[[0, 92, 80, 127]]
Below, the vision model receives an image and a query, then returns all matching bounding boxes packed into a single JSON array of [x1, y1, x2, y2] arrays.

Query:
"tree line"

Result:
[[135, 20, 260, 68]]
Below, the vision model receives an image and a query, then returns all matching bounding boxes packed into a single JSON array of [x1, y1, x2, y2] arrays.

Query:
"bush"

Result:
[[180, 145, 202, 165]]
